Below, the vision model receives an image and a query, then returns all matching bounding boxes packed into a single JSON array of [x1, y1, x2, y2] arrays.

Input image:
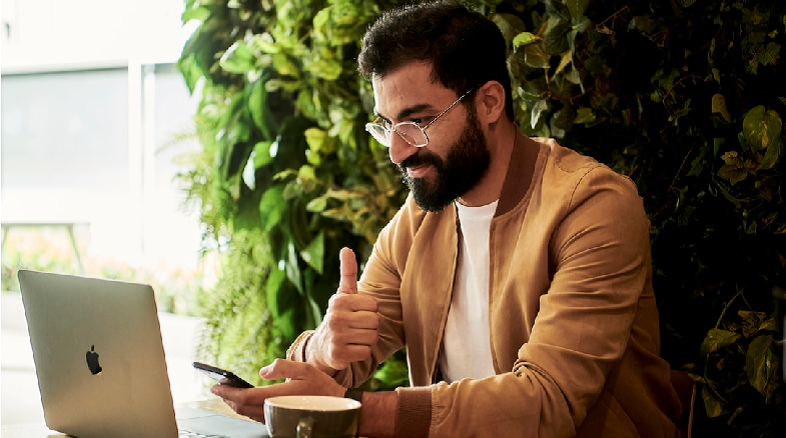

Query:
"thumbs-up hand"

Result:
[[307, 248, 380, 375]]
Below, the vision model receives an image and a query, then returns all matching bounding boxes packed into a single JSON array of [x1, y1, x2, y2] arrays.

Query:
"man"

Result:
[[212, 1, 683, 437]]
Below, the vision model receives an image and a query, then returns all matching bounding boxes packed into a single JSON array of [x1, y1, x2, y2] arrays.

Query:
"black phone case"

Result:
[[193, 361, 254, 388]]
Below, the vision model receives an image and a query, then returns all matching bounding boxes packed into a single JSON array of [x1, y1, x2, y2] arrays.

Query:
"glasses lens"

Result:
[[365, 123, 391, 146], [396, 123, 427, 147]]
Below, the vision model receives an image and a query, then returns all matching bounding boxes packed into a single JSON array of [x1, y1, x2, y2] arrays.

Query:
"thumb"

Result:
[[337, 247, 358, 294]]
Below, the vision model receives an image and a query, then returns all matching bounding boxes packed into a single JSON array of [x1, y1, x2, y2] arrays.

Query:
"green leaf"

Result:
[[248, 78, 274, 140], [513, 31, 541, 49], [304, 127, 327, 154], [259, 186, 287, 232], [306, 196, 328, 212], [253, 141, 274, 168], [567, 0, 589, 19], [554, 51, 573, 77], [531, 99, 549, 129], [702, 384, 725, 418], [718, 164, 748, 185], [711, 94, 732, 123], [746, 334, 778, 398], [286, 242, 303, 293], [574, 108, 596, 124], [250, 32, 279, 54], [181, 6, 211, 23], [700, 328, 740, 355], [757, 317, 780, 333], [743, 105, 782, 151], [265, 266, 287, 318], [760, 136, 783, 169], [300, 231, 325, 274], [545, 17, 571, 55], [546, 0, 571, 21], [272, 53, 300, 78], [759, 42, 781, 66], [523, 44, 550, 69], [220, 40, 256, 74], [304, 58, 342, 81], [739, 310, 766, 338]]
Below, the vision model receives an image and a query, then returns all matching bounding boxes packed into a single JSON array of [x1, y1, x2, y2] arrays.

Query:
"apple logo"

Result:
[[86, 345, 102, 375]]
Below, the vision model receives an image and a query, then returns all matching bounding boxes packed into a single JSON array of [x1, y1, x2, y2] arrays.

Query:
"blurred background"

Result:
[[1, 0, 213, 425]]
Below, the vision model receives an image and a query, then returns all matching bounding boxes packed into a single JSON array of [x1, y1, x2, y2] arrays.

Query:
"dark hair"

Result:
[[358, 0, 514, 120]]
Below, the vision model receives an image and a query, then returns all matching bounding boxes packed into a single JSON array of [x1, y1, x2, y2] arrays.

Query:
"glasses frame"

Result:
[[365, 87, 476, 148]]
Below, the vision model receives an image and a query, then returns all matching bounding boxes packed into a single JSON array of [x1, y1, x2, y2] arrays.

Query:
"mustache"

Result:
[[398, 150, 442, 173]]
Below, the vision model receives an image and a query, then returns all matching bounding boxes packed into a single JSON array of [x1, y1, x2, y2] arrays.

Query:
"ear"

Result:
[[475, 81, 506, 125]]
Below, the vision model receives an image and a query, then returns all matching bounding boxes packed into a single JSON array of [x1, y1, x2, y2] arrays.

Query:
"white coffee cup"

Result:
[[264, 395, 361, 438]]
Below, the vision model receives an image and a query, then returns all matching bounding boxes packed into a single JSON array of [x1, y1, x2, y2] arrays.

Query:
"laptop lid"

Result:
[[18, 270, 267, 438]]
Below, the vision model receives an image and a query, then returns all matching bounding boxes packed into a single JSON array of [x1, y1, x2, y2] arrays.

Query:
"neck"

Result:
[[456, 120, 517, 207]]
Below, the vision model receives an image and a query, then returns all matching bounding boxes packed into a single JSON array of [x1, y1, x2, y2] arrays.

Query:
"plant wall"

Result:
[[177, 0, 784, 435]]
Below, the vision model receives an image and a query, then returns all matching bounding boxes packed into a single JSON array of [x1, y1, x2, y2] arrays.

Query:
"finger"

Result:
[[211, 383, 245, 400], [328, 294, 378, 313], [337, 247, 358, 295], [210, 384, 268, 423], [331, 344, 374, 365], [333, 328, 379, 347], [259, 358, 313, 381]]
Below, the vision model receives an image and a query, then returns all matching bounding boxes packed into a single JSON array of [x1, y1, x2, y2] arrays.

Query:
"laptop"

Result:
[[18, 270, 269, 438]]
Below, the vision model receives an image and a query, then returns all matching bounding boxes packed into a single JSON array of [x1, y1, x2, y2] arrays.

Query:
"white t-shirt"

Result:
[[438, 199, 498, 383]]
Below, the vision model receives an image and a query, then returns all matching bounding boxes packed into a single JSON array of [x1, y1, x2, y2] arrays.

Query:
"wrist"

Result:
[[305, 331, 338, 376], [357, 391, 397, 438]]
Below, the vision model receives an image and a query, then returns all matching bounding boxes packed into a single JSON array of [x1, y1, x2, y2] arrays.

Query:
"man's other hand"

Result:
[[211, 359, 345, 423]]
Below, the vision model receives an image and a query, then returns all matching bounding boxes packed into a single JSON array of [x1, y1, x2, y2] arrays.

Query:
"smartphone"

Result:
[[193, 361, 254, 388]]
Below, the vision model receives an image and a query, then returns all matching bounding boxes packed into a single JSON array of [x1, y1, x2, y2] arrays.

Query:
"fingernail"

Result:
[[211, 386, 219, 395]]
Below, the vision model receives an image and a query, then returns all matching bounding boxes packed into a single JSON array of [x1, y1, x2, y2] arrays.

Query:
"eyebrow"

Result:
[[374, 103, 435, 123]]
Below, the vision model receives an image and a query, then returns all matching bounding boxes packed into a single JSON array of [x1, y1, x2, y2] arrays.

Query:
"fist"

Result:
[[310, 248, 379, 372]]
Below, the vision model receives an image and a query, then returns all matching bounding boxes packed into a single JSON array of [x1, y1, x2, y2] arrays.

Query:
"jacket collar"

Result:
[[495, 130, 542, 217]]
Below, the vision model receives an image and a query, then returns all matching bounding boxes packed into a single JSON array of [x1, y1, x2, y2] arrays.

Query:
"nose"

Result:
[[388, 131, 418, 166]]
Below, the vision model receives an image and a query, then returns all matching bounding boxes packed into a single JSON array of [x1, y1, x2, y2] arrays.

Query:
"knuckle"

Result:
[[326, 314, 344, 331]]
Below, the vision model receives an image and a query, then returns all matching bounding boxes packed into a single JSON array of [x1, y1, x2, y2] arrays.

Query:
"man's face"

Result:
[[398, 108, 490, 212], [372, 62, 491, 212]]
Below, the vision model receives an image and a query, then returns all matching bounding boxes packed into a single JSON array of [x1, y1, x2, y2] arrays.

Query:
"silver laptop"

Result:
[[18, 270, 269, 438]]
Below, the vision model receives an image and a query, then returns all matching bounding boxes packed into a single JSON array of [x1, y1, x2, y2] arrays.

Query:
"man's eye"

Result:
[[410, 118, 424, 125]]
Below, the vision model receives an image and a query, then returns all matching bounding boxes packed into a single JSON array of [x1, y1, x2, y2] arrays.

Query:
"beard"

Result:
[[398, 108, 491, 212]]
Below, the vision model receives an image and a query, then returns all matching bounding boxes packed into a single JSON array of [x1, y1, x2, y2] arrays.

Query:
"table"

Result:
[[0, 399, 243, 437]]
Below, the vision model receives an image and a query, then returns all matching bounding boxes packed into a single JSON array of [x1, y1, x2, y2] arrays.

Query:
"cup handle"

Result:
[[297, 417, 315, 438]]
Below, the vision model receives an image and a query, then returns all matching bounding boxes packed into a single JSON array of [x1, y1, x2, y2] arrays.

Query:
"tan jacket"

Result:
[[288, 134, 682, 437]]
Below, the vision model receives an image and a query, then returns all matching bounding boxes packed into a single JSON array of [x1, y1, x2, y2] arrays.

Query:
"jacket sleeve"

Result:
[[424, 167, 655, 437]]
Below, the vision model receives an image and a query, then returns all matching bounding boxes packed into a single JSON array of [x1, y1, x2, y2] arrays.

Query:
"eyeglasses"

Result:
[[365, 87, 475, 148]]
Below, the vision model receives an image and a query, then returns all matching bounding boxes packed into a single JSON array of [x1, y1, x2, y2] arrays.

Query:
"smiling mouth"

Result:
[[406, 164, 431, 178]]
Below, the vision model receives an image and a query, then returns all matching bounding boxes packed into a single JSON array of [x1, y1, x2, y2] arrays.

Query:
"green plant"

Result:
[[506, 0, 785, 434], [178, 0, 785, 434], [177, 0, 406, 389]]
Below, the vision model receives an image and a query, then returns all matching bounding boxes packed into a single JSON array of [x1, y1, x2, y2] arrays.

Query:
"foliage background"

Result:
[[177, 0, 785, 434], [1, 228, 208, 316]]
